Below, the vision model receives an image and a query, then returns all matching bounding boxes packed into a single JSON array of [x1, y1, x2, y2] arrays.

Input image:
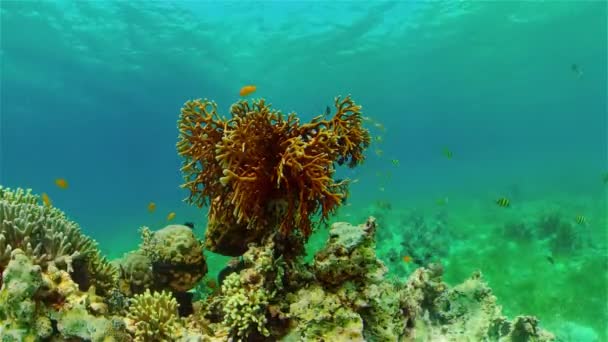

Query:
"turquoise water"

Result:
[[1, 1, 606, 340]]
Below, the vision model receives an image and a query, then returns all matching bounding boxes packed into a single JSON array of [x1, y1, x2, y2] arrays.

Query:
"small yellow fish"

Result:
[[375, 149, 384, 157], [442, 148, 453, 159], [496, 197, 510, 208], [41, 193, 51, 207], [375, 136, 383, 143], [167, 212, 176, 221], [575, 215, 586, 225], [391, 159, 399, 166], [239, 85, 256, 97], [55, 178, 68, 189], [403, 255, 412, 263], [374, 122, 385, 131], [148, 202, 156, 213]]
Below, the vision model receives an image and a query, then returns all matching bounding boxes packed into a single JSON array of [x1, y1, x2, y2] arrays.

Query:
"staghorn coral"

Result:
[[0, 186, 118, 296], [177, 96, 370, 256], [126, 289, 183, 341]]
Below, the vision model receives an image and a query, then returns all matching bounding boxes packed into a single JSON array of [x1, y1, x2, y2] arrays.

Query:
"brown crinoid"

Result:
[[177, 96, 370, 256]]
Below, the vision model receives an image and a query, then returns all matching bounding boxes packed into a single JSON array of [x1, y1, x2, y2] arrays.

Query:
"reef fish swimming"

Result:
[[442, 147, 453, 159], [575, 215, 586, 225], [41, 193, 51, 206], [167, 212, 176, 221], [55, 178, 68, 189], [496, 197, 510, 208], [239, 85, 257, 97]]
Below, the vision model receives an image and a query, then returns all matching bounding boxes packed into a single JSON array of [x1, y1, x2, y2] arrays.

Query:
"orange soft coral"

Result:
[[177, 96, 370, 256]]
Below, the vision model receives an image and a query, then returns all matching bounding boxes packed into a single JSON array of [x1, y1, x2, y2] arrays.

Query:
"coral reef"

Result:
[[0, 195, 556, 342], [116, 224, 207, 297], [314, 217, 385, 286], [0, 248, 128, 341], [126, 289, 183, 341], [115, 251, 154, 296], [177, 96, 370, 256], [139, 224, 207, 292], [0, 186, 118, 295], [403, 266, 556, 341], [0, 96, 558, 342], [398, 209, 452, 268]]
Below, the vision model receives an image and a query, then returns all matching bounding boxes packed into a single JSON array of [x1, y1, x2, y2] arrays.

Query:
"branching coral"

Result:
[[221, 272, 271, 339], [177, 96, 370, 255], [0, 186, 117, 295], [127, 289, 183, 341]]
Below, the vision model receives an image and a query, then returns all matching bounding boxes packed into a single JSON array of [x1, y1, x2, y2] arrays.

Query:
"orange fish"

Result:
[[167, 212, 176, 221], [148, 202, 156, 213], [55, 178, 68, 189], [403, 255, 412, 263], [239, 85, 257, 97], [41, 193, 52, 207]]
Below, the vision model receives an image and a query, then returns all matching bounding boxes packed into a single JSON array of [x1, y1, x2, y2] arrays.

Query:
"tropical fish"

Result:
[[391, 159, 399, 166], [167, 212, 176, 221], [41, 193, 51, 207], [546, 255, 555, 265], [571, 64, 583, 78], [147, 202, 156, 213], [239, 85, 256, 96], [373, 122, 385, 131], [442, 147, 453, 159], [325, 106, 331, 116], [55, 178, 68, 189], [496, 197, 510, 208], [183, 222, 195, 229], [374, 136, 383, 143], [402, 255, 412, 263], [575, 215, 586, 225], [375, 149, 384, 157]]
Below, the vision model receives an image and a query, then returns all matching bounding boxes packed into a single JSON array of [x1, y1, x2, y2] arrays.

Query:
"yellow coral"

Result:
[[221, 273, 271, 339], [127, 289, 183, 342]]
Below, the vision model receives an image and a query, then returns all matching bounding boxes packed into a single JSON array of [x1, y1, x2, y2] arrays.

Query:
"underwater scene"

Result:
[[0, 1, 606, 341]]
